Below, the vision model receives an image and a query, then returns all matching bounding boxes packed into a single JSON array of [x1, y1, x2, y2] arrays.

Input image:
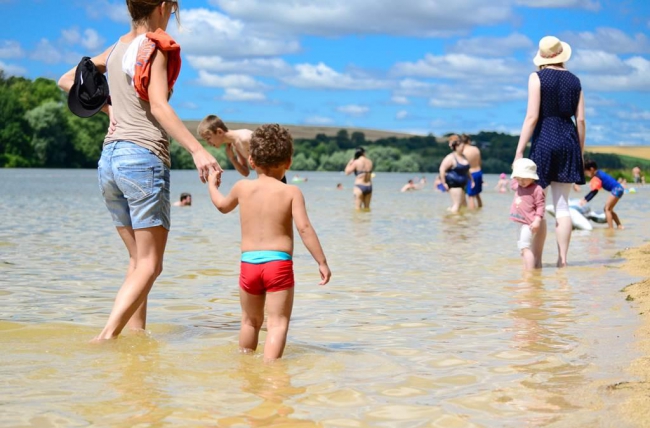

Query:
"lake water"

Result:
[[1, 168, 649, 427]]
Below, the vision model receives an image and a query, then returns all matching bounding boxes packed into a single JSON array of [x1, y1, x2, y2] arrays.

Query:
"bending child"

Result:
[[581, 159, 624, 229], [198, 115, 253, 177], [510, 158, 546, 270], [208, 124, 331, 361]]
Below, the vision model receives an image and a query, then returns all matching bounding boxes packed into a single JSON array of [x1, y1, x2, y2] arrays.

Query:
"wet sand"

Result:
[[618, 243, 650, 427]]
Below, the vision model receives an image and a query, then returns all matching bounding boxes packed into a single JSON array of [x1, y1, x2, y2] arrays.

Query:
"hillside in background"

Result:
[[182, 120, 420, 141], [582, 146, 650, 161]]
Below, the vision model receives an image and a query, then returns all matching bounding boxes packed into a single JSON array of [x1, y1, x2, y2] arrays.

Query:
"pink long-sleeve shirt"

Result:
[[509, 182, 545, 225]]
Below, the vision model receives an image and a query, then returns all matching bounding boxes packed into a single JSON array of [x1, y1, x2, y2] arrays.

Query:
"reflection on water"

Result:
[[0, 169, 648, 427]]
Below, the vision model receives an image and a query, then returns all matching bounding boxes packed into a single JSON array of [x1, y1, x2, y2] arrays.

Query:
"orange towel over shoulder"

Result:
[[133, 29, 181, 101]]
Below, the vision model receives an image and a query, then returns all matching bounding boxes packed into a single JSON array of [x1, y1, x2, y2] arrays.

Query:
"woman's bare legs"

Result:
[[115, 227, 148, 331], [551, 182, 573, 268], [93, 226, 168, 341], [362, 192, 372, 210], [352, 186, 363, 210], [448, 188, 464, 213]]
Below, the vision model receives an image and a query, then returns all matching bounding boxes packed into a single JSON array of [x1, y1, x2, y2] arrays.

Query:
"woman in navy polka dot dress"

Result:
[[514, 36, 586, 268]]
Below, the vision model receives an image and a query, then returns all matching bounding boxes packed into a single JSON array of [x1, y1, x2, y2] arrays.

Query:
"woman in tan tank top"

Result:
[[58, 1, 222, 341]]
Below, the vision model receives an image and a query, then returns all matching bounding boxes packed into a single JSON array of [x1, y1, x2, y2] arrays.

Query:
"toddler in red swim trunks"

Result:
[[208, 124, 331, 361]]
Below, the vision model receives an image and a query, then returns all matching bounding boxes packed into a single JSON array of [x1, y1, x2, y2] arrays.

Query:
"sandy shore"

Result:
[[616, 243, 650, 427]]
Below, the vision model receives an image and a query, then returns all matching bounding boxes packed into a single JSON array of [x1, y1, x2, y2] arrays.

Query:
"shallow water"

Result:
[[1, 169, 649, 427]]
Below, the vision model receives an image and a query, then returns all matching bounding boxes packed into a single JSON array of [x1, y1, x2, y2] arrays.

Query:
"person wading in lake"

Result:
[[58, 0, 221, 341], [461, 134, 483, 209], [514, 35, 585, 268], [344, 147, 373, 210]]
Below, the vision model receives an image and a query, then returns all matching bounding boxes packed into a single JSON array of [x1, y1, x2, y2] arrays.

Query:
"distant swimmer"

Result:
[[401, 179, 417, 192], [632, 166, 644, 185], [439, 134, 473, 213], [173, 192, 192, 207], [461, 134, 483, 209], [433, 175, 447, 192], [344, 147, 373, 210], [495, 173, 509, 193]]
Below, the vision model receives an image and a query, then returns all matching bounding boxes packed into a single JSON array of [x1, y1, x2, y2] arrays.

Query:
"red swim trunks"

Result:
[[239, 260, 294, 295]]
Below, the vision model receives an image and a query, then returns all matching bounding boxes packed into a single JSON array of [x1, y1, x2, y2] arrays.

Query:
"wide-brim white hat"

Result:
[[511, 158, 539, 180], [533, 36, 572, 66]]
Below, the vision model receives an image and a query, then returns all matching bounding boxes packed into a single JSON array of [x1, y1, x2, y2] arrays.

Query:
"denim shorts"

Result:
[[611, 186, 624, 199], [98, 141, 171, 230]]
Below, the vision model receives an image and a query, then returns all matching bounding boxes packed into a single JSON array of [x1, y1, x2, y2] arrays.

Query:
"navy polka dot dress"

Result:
[[529, 68, 585, 189]]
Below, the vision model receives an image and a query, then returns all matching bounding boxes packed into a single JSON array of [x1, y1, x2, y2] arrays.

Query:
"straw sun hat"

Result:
[[511, 158, 539, 180], [533, 36, 572, 67]]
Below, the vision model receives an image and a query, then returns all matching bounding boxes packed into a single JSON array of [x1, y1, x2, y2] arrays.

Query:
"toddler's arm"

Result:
[[291, 188, 331, 285], [531, 186, 546, 232], [208, 171, 239, 213]]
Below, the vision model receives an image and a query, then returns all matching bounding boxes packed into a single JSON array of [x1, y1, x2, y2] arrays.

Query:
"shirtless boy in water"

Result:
[[198, 115, 253, 177], [461, 134, 483, 209], [208, 124, 331, 361]]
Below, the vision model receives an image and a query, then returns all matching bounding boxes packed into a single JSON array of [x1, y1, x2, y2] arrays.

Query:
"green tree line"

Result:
[[2, 72, 647, 177]]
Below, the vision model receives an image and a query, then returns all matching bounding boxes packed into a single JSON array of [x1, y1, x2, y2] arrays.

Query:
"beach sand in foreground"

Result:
[[618, 243, 650, 427]]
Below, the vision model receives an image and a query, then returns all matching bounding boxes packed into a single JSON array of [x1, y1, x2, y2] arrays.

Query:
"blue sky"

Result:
[[1, 0, 649, 145]]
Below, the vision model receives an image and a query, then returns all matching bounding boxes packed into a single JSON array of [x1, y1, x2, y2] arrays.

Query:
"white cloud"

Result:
[[30, 39, 63, 64], [80, 29, 105, 51], [570, 49, 630, 73], [212, 0, 515, 37], [427, 83, 527, 108], [0, 40, 23, 59], [392, 53, 524, 82], [581, 56, 650, 92], [222, 88, 266, 101], [449, 33, 533, 57], [284, 63, 388, 90], [61, 28, 81, 46], [516, 0, 600, 11], [391, 95, 410, 105], [85, 0, 130, 23], [171, 9, 300, 58], [187, 56, 292, 77], [396, 110, 409, 120], [337, 104, 369, 116], [0, 60, 27, 76], [177, 101, 199, 110], [304, 115, 334, 125], [562, 27, 650, 54], [196, 70, 268, 89], [617, 110, 650, 120]]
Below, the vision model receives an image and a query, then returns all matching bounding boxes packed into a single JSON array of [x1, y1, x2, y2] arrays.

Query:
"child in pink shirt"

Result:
[[510, 158, 546, 270]]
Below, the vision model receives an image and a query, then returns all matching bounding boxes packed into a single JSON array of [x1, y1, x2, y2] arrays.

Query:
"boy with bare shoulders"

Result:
[[208, 124, 331, 361], [198, 115, 253, 177], [461, 134, 483, 209]]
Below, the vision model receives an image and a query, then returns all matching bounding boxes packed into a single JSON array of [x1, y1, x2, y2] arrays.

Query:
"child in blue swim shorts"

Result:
[[581, 159, 624, 229]]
